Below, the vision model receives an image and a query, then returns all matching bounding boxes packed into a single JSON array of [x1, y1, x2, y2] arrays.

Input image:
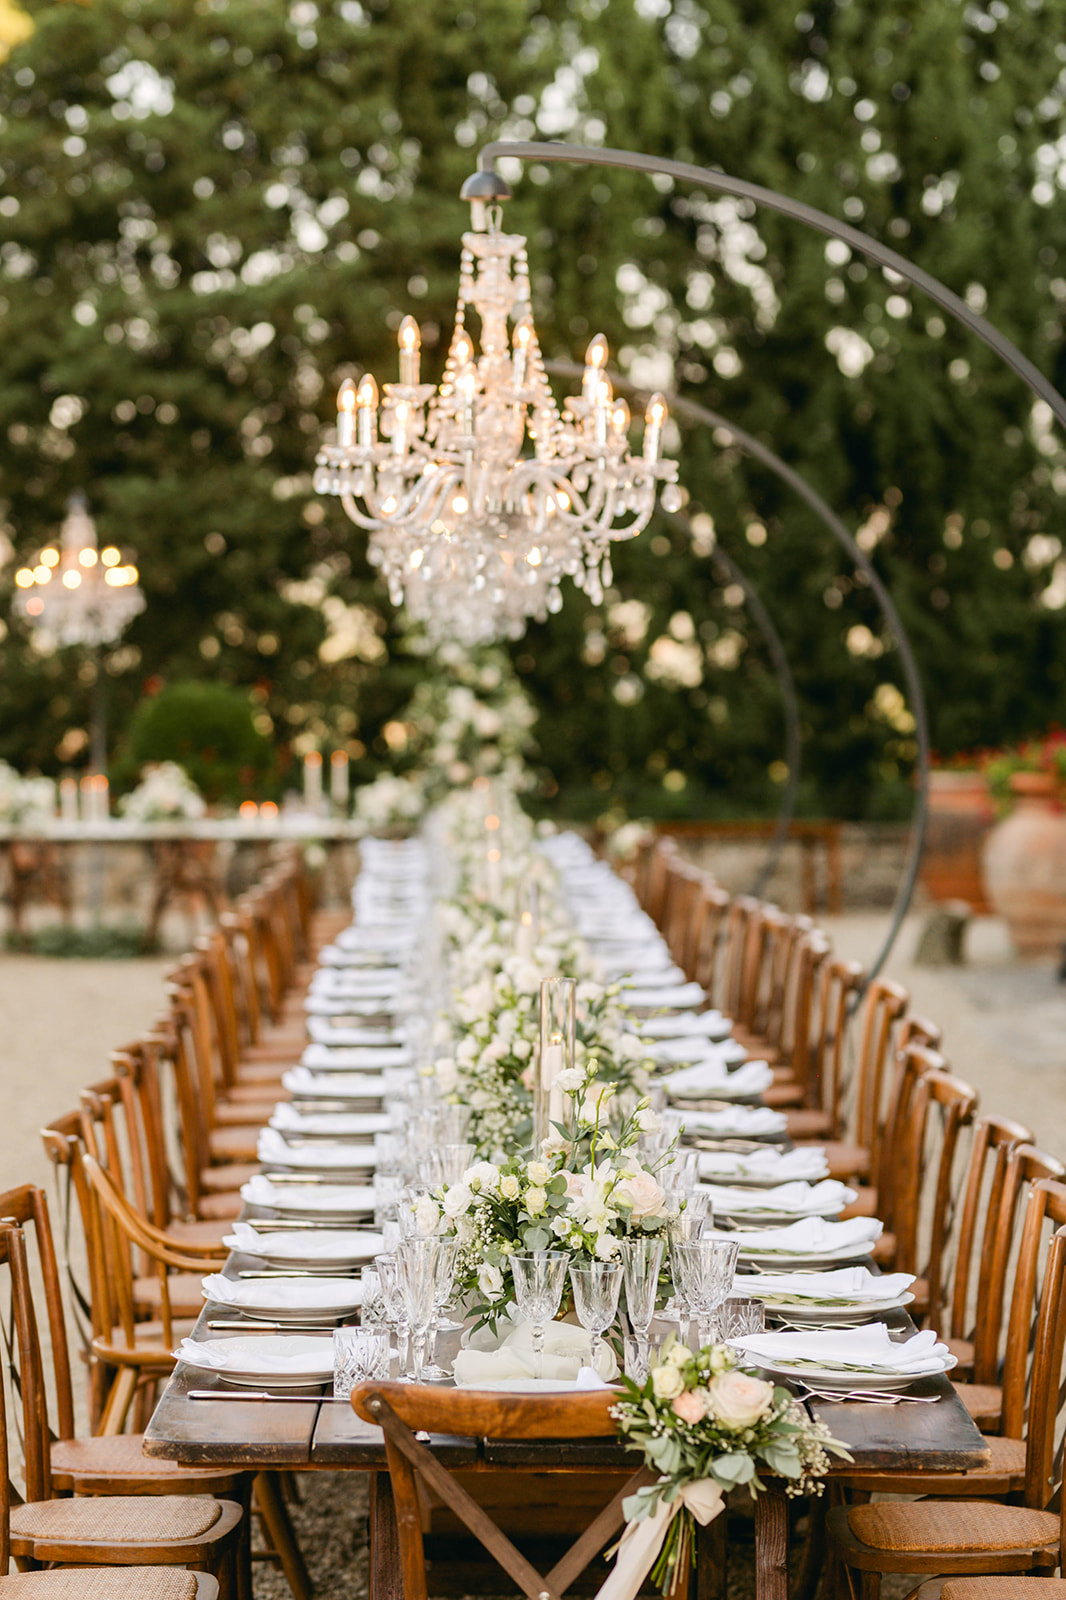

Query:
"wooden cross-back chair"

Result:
[[718, 895, 771, 1033], [639, 835, 682, 930], [763, 929, 831, 1111], [732, 911, 818, 1074], [828, 1184, 1066, 1595], [350, 1383, 677, 1600], [688, 880, 732, 1000], [0, 1219, 242, 1592], [888, 1064, 978, 1322], [786, 955, 865, 1153], [657, 862, 703, 973]]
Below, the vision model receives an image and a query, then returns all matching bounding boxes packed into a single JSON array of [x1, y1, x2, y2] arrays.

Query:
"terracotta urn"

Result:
[[920, 771, 994, 912], [982, 771, 1066, 955]]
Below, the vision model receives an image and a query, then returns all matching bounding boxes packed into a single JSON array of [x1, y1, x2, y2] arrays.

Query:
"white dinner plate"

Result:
[[736, 1247, 874, 1271], [241, 1179, 377, 1218], [749, 1354, 956, 1392], [223, 1228, 385, 1269], [201, 1276, 365, 1323], [756, 1293, 915, 1325], [176, 1335, 335, 1388]]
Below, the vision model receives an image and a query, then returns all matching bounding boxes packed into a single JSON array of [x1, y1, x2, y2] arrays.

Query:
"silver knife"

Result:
[[187, 1389, 340, 1403]]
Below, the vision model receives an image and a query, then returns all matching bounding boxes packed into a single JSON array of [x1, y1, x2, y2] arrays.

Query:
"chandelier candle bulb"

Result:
[[643, 393, 668, 463], [336, 380, 357, 448], [330, 750, 349, 811], [303, 751, 323, 809], [397, 316, 421, 385], [512, 316, 534, 389], [582, 333, 609, 400], [355, 375, 378, 449]]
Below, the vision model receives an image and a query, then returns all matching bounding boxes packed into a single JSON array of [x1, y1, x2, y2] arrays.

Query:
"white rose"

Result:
[[651, 1363, 685, 1401], [499, 1174, 521, 1200], [464, 1161, 501, 1194], [526, 1161, 551, 1186], [512, 1038, 532, 1060], [705, 1371, 775, 1429], [613, 1170, 667, 1220], [525, 1186, 547, 1215], [477, 1262, 505, 1300], [442, 1183, 473, 1219], [433, 1058, 458, 1094], [666, 1341, 692, 1369]]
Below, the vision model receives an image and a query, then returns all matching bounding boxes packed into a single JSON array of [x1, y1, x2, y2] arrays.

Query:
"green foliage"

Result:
[[0, 0, 1064, 820], [8, 921, 149, 957], [119, 680, 274, 804]]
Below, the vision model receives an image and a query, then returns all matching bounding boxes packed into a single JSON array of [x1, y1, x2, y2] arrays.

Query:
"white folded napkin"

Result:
[[743, 1267, 916, 1304], [646, 1037, 748, 1068], [665, 1060, 771, 1100], [241, 1176, 376, 1213], [453, 1370, 612, 1394], [728, 1215, 882, 1256], [304, 994, 396, 1018], [310, 966, 403, 989], [281, 1068, 387, 1101], [621, 982, 707, 1009], [257, 1128, 379, 1170], [698, 1148, 829, 1185], [270, 1104, 391, 1137], [176, 1335, 334, 1376], [678, 1106, 787, 1138], [224, 1223, 385, 1261], [732, 1325, 951, 1375], [452, 1319, 618, 1387], [699, 1179, 855, 1216], [602, 962, 688, 988], [302, 1037, 408, 1065], [201, 1274, 364, 1310], [639, 1010, 732, 1040]]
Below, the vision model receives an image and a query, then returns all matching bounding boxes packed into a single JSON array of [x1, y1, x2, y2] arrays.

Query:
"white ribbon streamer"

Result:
[[594, 1478, 725, 1600]]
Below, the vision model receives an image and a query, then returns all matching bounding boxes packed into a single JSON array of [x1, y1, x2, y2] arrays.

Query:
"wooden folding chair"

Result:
[[350, 1383, 697, 1600]]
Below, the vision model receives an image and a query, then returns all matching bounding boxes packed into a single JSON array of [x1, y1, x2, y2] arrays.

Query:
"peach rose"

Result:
[[705, 1370, 775, 1429], [613, 1170, 667, 1220], [671, 1389, 707, 1425]]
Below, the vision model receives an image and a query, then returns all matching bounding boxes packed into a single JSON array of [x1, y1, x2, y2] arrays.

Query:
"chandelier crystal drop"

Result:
[[12, 493, 145, 649], [313, 172, 682, 639]]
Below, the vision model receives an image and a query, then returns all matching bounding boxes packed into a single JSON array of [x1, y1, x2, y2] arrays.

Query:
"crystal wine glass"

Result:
[[619, 1235, 665, 1371], [511, 1252, 569, 1379], [667, 1213, 709, 1349], [568, 1260, 623, 1374], [396, 1235, 441, 1383], [373, 1252, 409, 1378], [673, 1236, 740, 1345], [421, 1235, 459, 1382]]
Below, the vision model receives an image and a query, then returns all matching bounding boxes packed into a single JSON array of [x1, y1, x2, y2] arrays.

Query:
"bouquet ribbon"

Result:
[[595, 1478, 725, 1600]]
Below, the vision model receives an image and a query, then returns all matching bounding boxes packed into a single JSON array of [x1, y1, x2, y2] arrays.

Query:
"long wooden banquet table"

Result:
[[143, 828, 991, 1599]]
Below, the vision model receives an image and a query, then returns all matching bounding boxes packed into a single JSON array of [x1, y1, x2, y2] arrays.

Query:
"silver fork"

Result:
[[796, 1383, 940, 1405]]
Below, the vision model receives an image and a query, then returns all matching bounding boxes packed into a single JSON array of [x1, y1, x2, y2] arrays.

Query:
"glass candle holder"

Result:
[[534, 977, 576, 1149]]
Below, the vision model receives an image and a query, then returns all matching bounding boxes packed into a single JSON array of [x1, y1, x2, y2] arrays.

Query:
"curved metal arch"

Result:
[[546, 358, 925, 980], [483, 138, 1066, 979]]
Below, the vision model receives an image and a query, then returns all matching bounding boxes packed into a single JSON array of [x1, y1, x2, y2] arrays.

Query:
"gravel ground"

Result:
[[1, 909, 1060, 1599]]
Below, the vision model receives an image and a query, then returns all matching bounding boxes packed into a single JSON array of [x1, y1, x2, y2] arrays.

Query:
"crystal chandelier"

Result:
[[12, 492, 145, 648], [313, 170, 682, 636]]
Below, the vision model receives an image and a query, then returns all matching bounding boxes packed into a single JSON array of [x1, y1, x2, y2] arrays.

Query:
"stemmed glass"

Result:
[[568, 1260, 623, 1375], [619, 1235, 664, 1375], [419, 1142, 476, 1189], [511, 1252, 569, 1379], [673, 1237, 740, 1345], [421, 1236, 459, 1382], [396, 1236, 442, 1382], [667, 1214, 709, 1349], [373, 1253, 409, 1377]]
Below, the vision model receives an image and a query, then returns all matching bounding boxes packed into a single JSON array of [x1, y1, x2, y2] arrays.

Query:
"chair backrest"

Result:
[[873, 1042, 947, 1241], [0, 1185, 76, 1451], [944, 1113, 1033, 1345], [806, 956, 865, 1133], [350, 1382, 648, 1600], [718, 895, 765, 1026], [756, 913, 816, 1057], [892, 1067, 978, 1319], [779, 929, 831, 1093], [690, 881, 732, 1000], [658, 863, 704, 976], [995, 1179, 1066, 1505], [973, 1142, 1066, 1388], [847, 976, 910, 1159], [0, 1220, 53, 1531]]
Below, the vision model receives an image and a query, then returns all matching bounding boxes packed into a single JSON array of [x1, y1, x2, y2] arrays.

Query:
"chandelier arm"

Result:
[[545, 358, 921, 984], [478, 138, 1066, 431]]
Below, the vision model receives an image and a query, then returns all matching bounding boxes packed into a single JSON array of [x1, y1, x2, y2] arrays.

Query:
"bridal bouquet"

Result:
[[607, 1338, 849, 1599]]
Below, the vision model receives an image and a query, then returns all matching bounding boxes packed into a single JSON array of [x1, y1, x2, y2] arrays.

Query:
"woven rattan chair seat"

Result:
[[132, 1272, 206, 1317], [199, 1162, 258, 1194], [11, 1494, 222, 1542], [51, 1433, 237, 1482], [0, 1569, 200, 1600], [953, 1380, 1003, 1425], [941, 1582, 1066, 1598], [848, 1500, 1058, 1554]]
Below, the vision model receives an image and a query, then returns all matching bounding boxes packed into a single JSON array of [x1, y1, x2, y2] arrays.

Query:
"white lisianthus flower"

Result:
[[616, 1032, 647, 1061], [442, 1184, 474, 1220], [477, 1263, 505, 1300], [499, 1174, 521, 1201], [635, 1107, 661, 1133], [512, 1038, 532, 1060], [594, 1232, 620, 1260], [525, 1161, 551, 1186], [666, 1342, 692, 1369], [464, 1161, 501, 1194], [433, 1058, 459, 1094], [556, 1066, 586, 1093], [576, 981, 603, 1004], [456, 1037, 479, 1066], [525, 1186, 548, 1215], [651, 1363, 685, 1401], [551, 1215, 570, 1238]]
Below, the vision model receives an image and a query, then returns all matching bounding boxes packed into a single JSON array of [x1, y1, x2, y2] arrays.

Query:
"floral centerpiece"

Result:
[[352, 771, 427, 834], [606, 1337, 850, 1599], [431, 1069, 675, 1332], [120, 761, 206, 822]]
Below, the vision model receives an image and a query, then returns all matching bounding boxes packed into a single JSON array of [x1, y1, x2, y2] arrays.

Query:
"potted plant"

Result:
[[981, 732, 1066, 956]]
